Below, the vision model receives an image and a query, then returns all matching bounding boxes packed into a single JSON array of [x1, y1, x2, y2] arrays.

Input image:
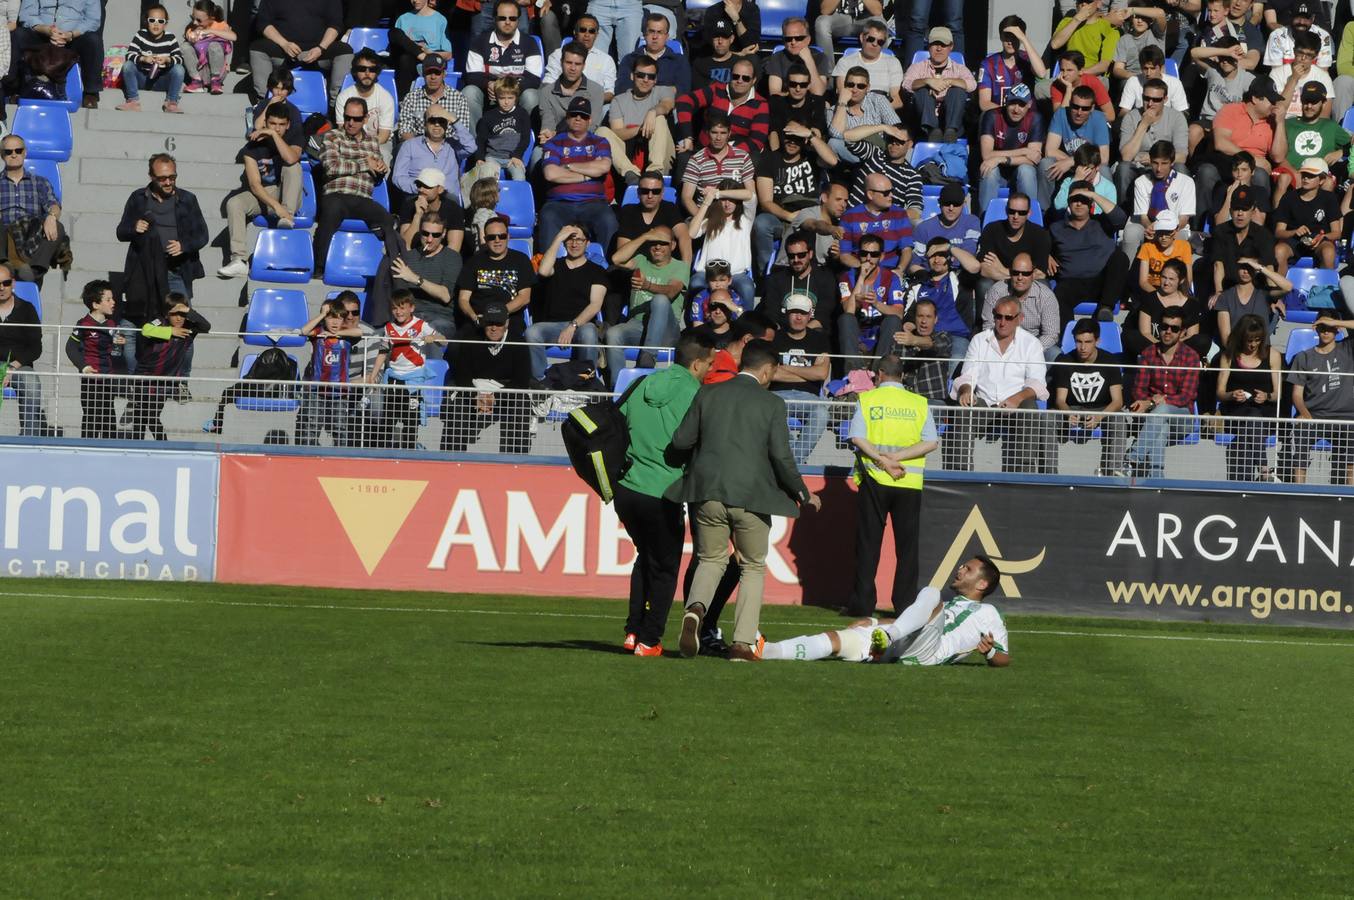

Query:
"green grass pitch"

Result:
[[2, 578, 1353, 896]]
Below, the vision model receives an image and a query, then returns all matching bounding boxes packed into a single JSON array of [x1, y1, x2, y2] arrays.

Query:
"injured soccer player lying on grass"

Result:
[[761, 556, 1012, 666]]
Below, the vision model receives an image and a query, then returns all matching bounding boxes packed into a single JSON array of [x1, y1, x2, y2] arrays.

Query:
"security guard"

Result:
[[844, 353, 940, 617]]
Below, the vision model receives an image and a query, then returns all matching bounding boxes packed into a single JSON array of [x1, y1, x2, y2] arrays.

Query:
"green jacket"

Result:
[[664, 373, 810, 517], [618, 364, 701, 498]]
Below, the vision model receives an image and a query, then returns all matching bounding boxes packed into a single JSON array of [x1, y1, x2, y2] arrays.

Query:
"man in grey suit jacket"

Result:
[[666, 340, 822, 662]]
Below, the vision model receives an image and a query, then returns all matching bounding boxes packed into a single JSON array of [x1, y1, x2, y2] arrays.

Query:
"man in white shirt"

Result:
[[542, 15, 617, 103], [1121, 142, 1196, 261], [830, 20, 904, 107], [336, 50, 397, 161], [947, 296, 1054, 473], [759, 556, 1011, 667], [1262, 1, 1332, 72]]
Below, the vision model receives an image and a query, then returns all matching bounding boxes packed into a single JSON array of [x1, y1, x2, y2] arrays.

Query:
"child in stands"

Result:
[[183, 1, 236, 95]]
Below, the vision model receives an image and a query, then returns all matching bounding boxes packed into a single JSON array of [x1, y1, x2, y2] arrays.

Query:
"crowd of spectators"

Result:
[[6, 0, 1354, 483]]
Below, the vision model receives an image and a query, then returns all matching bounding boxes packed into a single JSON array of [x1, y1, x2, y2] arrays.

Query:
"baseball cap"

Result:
[[1006, 82, 1032, 104], [415, 167, 446, 188], [1152, 210, 1179, 232], [1231, 185, 1257, 210], [1300, 157, 1330, 174], [710, 17, 735, 36], [421, 58, 446, 72], [1292, 0, 1316, 17], [1301, 81, 1328, 102], [939, 183, 966, 206], [566, 95, 592, 118], [785, 293, 814, 314], [480, 301, 510, 326], [1245, 80, 1282, 103], [927, 26, 953, 45]]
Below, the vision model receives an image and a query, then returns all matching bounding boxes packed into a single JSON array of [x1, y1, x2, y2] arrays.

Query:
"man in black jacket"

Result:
[[440, 298, 533, 454], [0, 264, 59, 437], [115, 154, 209, 323]]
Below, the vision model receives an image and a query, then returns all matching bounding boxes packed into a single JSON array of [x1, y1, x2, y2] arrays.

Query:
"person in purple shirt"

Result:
[[536, 96, 618, 253], [840, 172, 914, 278], [977, 82, 1046, 214]]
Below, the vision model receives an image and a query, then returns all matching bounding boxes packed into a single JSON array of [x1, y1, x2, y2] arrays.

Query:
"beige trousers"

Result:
[[686, 499, 771, 647], [225, 164, 304, 259], [597, 117, 675, 177]]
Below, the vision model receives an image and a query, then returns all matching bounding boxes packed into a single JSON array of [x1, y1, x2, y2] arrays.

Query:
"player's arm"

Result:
[[976, 631, 1010, 666]]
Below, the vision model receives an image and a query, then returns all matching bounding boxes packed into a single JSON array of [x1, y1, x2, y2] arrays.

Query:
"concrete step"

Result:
[[81, 103, 252, 143], [78, 157, 242, 190], [74, 129, 251, 166]]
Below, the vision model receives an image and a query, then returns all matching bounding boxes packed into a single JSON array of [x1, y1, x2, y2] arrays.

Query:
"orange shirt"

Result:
[[1137, 239, 1194, 290], [1212, 102, 1274, 160]]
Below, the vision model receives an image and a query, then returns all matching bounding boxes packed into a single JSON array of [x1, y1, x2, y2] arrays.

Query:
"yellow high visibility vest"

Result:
[[855, 385, 928, 490]]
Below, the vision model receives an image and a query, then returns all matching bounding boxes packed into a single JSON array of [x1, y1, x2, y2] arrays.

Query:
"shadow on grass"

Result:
[[470, 639, 635, 654]]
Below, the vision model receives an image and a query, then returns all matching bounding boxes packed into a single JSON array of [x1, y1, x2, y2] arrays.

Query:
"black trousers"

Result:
[[313, 192, 402, 277], [681, 504, 741, 639], [845, 476, 922, 617], [1051, 251, 1130, 328], [615, 484, 686, 647], [79, 376, 117, 440], [12, 29, 103, 100], [440, 391, 531, 453]]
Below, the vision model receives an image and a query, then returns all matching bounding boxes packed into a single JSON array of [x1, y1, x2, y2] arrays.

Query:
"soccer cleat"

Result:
[[622, 633, 637, 652], [869, 627, 889, 660], [679, 604, 705, 658], [634, 642, 662, 657]]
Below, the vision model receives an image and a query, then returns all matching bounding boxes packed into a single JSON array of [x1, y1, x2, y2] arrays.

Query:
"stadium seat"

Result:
[[983, 197, 1043, 227], [1059, 320, 1123, 355], [13, 281, 41, 321], [24, 159, 61, 203], [624, 346, 674, 364], [620, 182, 678, 205], [289, 70, 330, 118], [552, 241, 609, 267], [326, 289, 369, 318], [12, 104, 73, 161], [339, 179, 390, 231], [249, 229, 315, 283], [235, 353, 301, 412], [911, 141, 945, 169], [1072, 301, 1120, 317], [252, 166, 318, 229], [1163, 58, 1179, 78], [1284, 327, 1319, 362], [60, 65, 83, 113], [759, 0, 806, 40], [1287, 266, 1340, 326], [1343, 107, 1354, 132], [340, 70, 399, 107], [244, 289, 310, 347], [420, 359, 451, 418], [498, 181, 535, 238], [323, 231, 384, 287], [910, 50, 965, 66], [508, 237, 533, 258], [612, 366, 654, 397], [347, 27, 390, 55]]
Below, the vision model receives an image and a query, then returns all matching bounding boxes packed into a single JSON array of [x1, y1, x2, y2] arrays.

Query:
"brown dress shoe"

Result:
[[728, 642, 761, 662], [679, 603, 705, 658]]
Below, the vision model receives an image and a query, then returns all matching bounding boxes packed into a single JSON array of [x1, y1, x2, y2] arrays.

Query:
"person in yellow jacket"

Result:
[[844, 353, 939, 617]]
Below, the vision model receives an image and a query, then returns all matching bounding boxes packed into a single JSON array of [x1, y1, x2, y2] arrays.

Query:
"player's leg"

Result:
[[871, 586, 943, 656], [762, 623, 876, 661]]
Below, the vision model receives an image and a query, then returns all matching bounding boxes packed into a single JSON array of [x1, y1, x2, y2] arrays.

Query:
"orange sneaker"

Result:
[[622, 633, 638, 652], [634, 642, 663, 657]]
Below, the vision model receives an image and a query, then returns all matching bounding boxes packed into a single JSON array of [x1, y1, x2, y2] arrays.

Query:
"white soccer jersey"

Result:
[[888, 598, 1009, 666]]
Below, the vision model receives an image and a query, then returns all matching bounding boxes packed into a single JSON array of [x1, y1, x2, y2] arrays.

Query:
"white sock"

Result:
[[883, 587, 942, 643], [761, 632, 834, 661]]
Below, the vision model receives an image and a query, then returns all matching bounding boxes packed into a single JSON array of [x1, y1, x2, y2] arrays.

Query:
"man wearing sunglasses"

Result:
[[977, 82, 1045, 217], [840, 172, 913, 275], [1115, 76, 1189, 202], [769, 64, 830, 152], [336, 50, 397, 161], [830, 21, 904, 109], [900, 27, 974, 143], [455, 215, 535, 330], [599, 57, 678, 181], [675, 58, 771, 160], [396, 61, 471, 142], [607, 225, 687, 385], [975, 191, 1051, 300], [1278, 312, 1354, 484], [463, 0, 544, 132], [389, 210, 462, 337], [1124, 308, 1200, 478], [911, 183, 980, 273], [542, 15, 617, 103], [753, 127, 834, 285], [391, 103, 475, 203], [0, 136, 63, 286], [398, 168, 466, 255], [980, 251, 1060, 362], [247, 0, 354, 106], [949, 296, 1055, 475], [1048, 180, 1129, 326], [766, 17, 829, 97], [116, 153, 210, 321], [814, 0, 881, 64], [1039, 84, 1110, 210], [312, 97, 403, 279], [0, 263, 60, 437], [539, 96, 618, 255]]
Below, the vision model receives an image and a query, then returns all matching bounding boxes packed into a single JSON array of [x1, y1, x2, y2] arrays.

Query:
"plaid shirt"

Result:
[[397, 86, 471, 138], [1132, 342, 1201, 408], [0, 170, 58, 225], [900, 329, 952, 402], [321, 129, 382, 199]]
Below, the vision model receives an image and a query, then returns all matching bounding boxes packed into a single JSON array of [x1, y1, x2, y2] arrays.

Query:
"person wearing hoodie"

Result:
[[614, 328, 717, 657]]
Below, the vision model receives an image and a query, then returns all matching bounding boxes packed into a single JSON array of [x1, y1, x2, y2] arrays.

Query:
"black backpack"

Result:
[[248, 347, 298, 382], [561, 375, 646, 503]]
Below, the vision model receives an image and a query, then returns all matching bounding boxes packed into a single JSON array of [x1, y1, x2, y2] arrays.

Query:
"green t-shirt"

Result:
[[632, 255, 691, 320], [1055, 17, 1119, 66], [1284, 116, 1352, 169]]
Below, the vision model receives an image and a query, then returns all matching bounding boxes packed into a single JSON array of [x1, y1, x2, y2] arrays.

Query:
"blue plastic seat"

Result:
[[289, 70, 330, 118], [1285, 327, 1319, 362], [1343, 107, 1354, 132], [1073, 300, 1121, 317], [507, 237, 533, 258], [13, 281, 41, 321], [759, 0, 809, 40], [252, 165, 317, 229], [612, 366, 654, 397], [23, 159, 61, 203], [12, 103, 73, 161], [57, 65, 83, 113], [236, 353, 301, 412], [983, 197, 1043, 227], [338, 179, 390, 231], [1059, 319, 1123, 355], [498, 181, 535, 238], [421, 359, 451, 418], [624, 347, 674, 364], [250, 229, 315, 283], [347, 28, 390, 55], [245, 288, 310, 347], [621, 183, 678, 205], [323, 231, 384, 287]]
